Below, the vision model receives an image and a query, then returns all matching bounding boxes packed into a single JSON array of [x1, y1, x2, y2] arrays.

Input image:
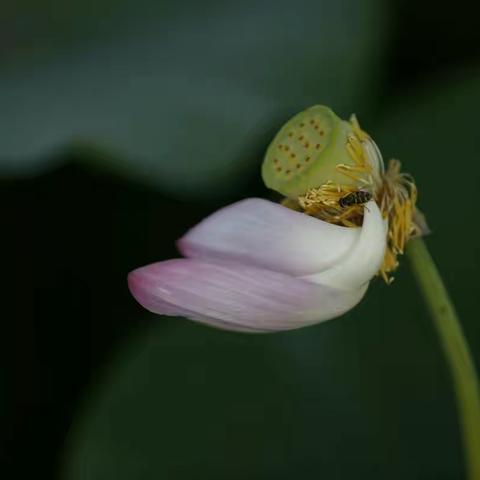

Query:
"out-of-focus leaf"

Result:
[[61, 317, 390, 480], [0, 0, 387, 198], [62, 294, 464, 480]]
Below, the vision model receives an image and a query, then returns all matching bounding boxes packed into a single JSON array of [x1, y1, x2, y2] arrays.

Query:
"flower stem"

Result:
[[406, 237, 480, 479]]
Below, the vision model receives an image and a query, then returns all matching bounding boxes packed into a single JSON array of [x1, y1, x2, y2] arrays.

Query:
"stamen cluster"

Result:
[[290, 116, 421, 283]]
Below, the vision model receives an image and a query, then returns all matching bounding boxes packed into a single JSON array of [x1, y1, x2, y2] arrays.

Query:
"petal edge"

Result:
[[128, 259, 367, 332]]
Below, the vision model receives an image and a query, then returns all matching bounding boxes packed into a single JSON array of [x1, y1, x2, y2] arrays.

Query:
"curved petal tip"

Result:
[[304, 201, 386, 290]]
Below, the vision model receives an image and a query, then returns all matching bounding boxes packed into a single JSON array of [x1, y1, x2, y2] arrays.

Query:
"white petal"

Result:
[[304, 201, 386, 290], [178, 198, 360, 276], [128, 259, 367, 332]]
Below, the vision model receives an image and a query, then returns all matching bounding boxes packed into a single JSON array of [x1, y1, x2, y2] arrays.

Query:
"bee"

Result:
[[338, 190, 372, 208]]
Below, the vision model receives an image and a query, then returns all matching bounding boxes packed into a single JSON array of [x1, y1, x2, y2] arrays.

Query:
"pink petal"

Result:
[[128, 259, 367, 332], [178, 198, 360, 276]]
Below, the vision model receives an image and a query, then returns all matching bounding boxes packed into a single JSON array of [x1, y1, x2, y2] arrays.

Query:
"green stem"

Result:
[[407, 237, 480, 479]]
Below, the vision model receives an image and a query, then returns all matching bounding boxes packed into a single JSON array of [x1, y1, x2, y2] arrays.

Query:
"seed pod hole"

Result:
[[262, 105, 356, 198]]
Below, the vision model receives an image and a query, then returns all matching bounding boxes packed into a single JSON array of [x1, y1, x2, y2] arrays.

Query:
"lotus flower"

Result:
[[128, 105, 421, 332], [128, 197, 386, 332]]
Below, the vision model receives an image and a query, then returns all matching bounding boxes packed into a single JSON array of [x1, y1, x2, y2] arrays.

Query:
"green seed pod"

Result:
[[262, 105, 358, 199]]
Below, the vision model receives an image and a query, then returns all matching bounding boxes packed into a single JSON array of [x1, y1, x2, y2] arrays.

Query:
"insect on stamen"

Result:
[[338, 190, 372, 208]]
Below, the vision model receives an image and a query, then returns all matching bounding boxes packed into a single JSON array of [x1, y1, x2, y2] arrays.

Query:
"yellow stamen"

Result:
[[289, 116, 423, 283]]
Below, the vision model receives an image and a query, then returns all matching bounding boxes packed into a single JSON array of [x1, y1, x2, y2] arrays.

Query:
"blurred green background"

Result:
[[2, 0, 480, 478]]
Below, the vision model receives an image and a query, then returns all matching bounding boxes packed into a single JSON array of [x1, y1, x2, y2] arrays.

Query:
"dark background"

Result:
[[2, 0, 480, 478]]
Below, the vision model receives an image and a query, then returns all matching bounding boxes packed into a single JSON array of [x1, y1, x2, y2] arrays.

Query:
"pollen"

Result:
[[377, 159, 421, 282], [292, 115, 422, 284]]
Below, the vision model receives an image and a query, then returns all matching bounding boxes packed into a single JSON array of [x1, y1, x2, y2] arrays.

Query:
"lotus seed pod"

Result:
[[262, 105, 358, 199]]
